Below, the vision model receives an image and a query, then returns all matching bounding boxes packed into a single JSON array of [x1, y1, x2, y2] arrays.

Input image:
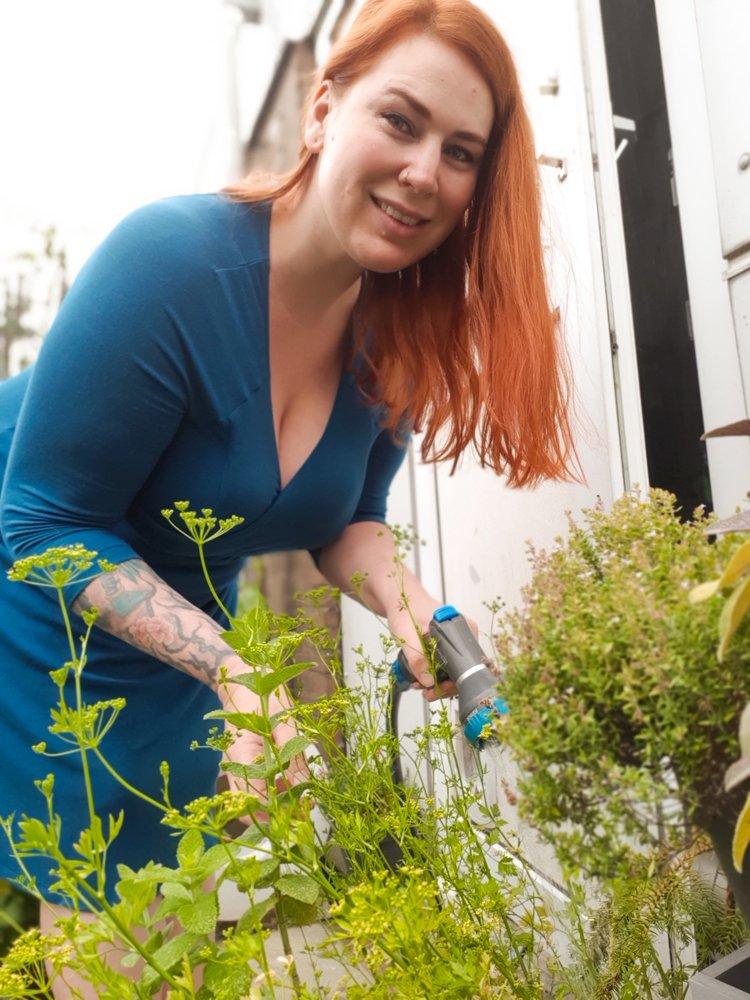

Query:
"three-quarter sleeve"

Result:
[[348, 426, 410, 525], [0, 201, 196, 609]]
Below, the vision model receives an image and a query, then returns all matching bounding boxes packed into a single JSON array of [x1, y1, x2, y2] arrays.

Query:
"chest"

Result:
[[268, 302, 348, 492]]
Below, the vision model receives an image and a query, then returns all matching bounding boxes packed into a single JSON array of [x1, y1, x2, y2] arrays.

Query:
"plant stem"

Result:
[[56, 588, 101, 893], [197, 544, 233, 623], [274, 894, 303, 995], [91, 748, 167, 814]]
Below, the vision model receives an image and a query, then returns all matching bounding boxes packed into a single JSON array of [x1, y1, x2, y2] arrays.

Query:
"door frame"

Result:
[[577, 0, 651, 496]]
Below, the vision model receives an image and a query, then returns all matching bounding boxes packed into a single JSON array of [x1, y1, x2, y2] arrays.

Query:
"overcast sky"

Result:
[[0, 0, 283, 279]]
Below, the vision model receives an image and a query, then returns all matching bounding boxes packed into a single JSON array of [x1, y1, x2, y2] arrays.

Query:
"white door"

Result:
[[654, 0, 750, 508]]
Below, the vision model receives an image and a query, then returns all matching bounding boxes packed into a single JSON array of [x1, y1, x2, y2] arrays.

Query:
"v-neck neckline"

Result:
[[259, 200, 353, 496]]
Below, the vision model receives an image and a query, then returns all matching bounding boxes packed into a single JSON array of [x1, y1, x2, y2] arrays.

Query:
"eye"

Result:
[[382, 111, 476, 164], [445, 144, 475, 165], [382, 111, 413, 135]]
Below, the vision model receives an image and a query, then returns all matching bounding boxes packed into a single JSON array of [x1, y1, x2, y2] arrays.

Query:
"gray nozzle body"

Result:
[[391, 606, 505, 737], [428, 611, 498, 727]]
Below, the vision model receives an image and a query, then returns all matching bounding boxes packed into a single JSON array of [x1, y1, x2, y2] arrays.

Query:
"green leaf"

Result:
[[222, 669, 265, 696], [176, 829, 204, 868], [719, 538, 750, 589], [221, 760, 272, 782], [275, 872, 319, 904], [177, 891, 218, 934], [160, 881, 192, 903], [236, 894, 276, 931], [238, 662, 315, 698], [732, 791, 750, 872], [741, 703, 750, 758], [138, 931, 198, 991], [200, 841, 240, 876], [17, 817, 51, 851], [275, 894, 319, 927], [253, 859, 280, 888], [204, 962, 253, 997], [203, 709, 272, 737], [718, 575, 750, 660], [278, 735, 311, 767], [220, 631, 248, 652], [688, 579, 720, 604], [107, 810, 124, 844]]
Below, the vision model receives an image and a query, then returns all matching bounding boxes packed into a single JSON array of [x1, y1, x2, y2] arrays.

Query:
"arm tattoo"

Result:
[[74, 559, 235, 690]]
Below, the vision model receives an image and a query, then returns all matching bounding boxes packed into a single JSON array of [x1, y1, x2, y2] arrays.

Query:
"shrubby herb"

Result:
[[495, 489, 750, 879], [553, 838, 748, 998]]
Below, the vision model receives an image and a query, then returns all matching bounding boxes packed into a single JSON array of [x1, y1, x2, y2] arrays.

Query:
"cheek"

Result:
[[441, 175, 477, 223]]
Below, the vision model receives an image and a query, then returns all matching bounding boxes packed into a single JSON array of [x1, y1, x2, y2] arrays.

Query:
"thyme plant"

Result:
[[494, 489, 750, 880]]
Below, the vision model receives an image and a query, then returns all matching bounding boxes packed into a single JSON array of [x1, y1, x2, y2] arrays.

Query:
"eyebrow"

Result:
[[381, 85, 489, 148]]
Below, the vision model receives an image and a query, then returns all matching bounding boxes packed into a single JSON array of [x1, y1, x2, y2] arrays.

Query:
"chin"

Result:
[[349, 242, 424, 275]]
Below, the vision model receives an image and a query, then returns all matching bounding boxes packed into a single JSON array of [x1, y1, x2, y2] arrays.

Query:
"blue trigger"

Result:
[[432, 604, 460, 623]]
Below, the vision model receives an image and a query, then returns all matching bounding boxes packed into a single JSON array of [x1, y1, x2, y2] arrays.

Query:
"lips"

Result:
[[371, 195, 429, 227]]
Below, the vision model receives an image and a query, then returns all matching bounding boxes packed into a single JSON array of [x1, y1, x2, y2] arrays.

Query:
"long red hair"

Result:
[[224, 0, 578, 487]]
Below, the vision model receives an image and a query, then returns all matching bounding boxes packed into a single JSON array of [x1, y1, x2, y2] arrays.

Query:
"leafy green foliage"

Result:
[[2, 496, 747, 997], [554, 841, 748, 999], [496, 490, 750, 879]]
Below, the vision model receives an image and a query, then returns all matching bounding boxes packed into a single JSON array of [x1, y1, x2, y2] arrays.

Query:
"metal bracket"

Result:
[[537, 154, 568, 182]]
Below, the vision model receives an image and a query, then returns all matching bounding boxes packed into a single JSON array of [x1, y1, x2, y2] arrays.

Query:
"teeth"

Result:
[[378, 200, 421, 226]]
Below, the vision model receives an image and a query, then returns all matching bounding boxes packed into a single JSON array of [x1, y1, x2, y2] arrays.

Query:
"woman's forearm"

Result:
[[317, 520, 437, 620], [73, 558, 238, 692]]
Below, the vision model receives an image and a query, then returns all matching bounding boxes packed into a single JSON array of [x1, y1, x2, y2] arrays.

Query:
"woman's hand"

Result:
[[387, 596, 480, 703], [218, 656, 309, 819]]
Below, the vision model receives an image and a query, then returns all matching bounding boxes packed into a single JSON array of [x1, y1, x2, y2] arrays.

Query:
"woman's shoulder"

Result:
[[104, 193, 271, 274]]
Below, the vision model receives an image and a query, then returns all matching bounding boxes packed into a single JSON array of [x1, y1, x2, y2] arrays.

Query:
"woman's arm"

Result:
[[73, 558, 241, 692], [73, 559, 305, 798], [317, 520, 446, 690], [317, 520, 434, 619]]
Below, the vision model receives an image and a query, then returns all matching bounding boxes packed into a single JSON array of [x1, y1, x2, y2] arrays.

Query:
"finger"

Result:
[[408, 660, 434, 688], [421, 680, 457, 702], [277, 753, 311, 792]]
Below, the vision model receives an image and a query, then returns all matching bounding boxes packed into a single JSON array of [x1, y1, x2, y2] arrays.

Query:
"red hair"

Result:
[[224, 0, 578, 487]]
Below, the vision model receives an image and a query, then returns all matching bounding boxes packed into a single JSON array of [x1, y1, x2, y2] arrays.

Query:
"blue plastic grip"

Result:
[[391, 656, 408, 687]]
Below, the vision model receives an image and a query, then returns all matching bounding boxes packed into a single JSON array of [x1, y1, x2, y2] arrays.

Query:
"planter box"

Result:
[[689, 944, 750, 998]]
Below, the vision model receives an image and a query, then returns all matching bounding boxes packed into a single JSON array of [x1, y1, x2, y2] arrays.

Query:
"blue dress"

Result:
[[0, 194, 408, 904]]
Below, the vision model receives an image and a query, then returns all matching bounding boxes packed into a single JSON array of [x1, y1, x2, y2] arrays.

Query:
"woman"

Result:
[[0, 0, 575, 983]]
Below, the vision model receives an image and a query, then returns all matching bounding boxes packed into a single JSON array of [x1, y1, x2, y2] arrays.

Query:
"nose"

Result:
[[399, 140, 440, 196]]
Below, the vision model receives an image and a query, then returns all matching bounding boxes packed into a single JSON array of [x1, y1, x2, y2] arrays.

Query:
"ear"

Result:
[[303, 79, 334, 154]]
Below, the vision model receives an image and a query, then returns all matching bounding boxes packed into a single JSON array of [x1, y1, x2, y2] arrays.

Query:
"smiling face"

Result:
[[304, 32, 495, 274]]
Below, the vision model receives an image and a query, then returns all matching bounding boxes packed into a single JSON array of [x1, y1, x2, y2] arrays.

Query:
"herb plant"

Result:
[[494, 489, 750, 880], [0, 506, 551, 998]]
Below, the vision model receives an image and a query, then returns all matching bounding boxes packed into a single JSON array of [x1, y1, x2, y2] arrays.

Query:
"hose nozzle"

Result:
[[390, 605, 508, 746]]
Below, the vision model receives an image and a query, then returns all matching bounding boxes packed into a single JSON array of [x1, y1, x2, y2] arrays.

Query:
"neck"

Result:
[[270, 182, 362, 331]]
